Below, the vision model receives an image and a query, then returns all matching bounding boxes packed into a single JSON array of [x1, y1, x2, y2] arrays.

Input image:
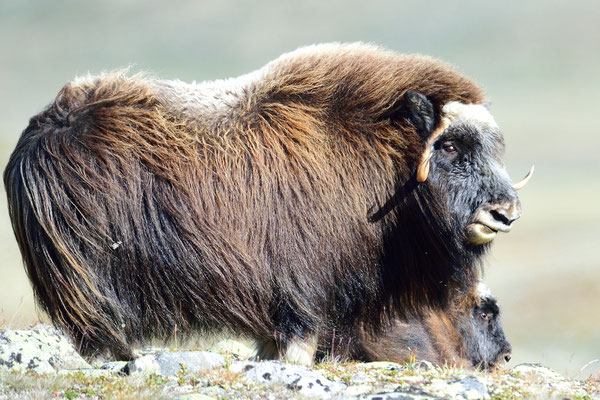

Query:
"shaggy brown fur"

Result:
[[5, 43, 492, 360]]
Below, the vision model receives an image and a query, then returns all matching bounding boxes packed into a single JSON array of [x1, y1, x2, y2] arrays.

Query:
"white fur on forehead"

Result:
[[476, 281, 493, 299], [442, 101, 499, 130]]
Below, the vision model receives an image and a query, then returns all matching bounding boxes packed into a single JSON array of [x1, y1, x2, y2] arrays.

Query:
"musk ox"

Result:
[[3, 43, 531, 363], [349, 281, 512, 370]]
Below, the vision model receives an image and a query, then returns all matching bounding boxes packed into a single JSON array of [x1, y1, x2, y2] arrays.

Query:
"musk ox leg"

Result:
[[254, 338, 280, 361], [283, 334, 318, 365], [253, 335, 318, 365]]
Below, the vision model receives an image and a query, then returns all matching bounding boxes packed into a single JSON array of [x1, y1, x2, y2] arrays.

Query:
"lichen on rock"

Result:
[[0, 325, 89, 374]]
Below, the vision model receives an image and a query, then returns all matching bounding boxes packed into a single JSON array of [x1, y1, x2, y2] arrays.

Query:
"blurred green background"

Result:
[[1, 0, 598, 378]]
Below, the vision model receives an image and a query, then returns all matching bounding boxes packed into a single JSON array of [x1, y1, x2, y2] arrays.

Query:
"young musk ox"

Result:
[[4, 43, 532, 363], [347, 281, 512, 370]]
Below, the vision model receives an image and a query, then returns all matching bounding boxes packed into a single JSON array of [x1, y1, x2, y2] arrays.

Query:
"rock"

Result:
[[363, 362, 405, 371], [450, 377, 489, 400], [342, 384, 377, 396], [176, 395, 216, 400], [99, 361, 129, 374], [196, 386, 226, 397], [511, 363, 565, 380], [415, 361, 434, 371], [349, 389, 440, 399], [126, 350, 225, 376], [509, 363, 592, 398], [135, 345, 171, 356], [428, 376, 489, 399], [238, 360, 346, 398], [208, 339, 257, 359], [0, 324, 90, 374], [124, 354, 161, 375], [57, 368, 115, 378]]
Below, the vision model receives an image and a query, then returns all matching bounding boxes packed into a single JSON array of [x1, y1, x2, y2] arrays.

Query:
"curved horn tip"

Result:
[[416, 161, 430, 182], [513, 165, 535, 190]]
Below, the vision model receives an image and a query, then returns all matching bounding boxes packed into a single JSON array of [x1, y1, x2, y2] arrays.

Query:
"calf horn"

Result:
[[513, 165, 534, 190], [416, 116, 453, 183]]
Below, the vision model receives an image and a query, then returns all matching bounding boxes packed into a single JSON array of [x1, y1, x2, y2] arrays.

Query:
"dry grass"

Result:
[[0, 370, 173, 400]]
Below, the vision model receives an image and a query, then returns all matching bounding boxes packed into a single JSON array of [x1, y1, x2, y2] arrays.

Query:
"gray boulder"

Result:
[[126, 350, 225, 376], [237, 360, 346, 398], [0, 324, 90, 374]]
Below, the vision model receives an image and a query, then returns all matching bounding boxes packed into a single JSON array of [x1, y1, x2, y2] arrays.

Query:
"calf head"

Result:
[[463, 283, 512, 369]]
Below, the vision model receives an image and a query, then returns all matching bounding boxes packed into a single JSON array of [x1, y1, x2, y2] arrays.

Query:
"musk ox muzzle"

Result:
[[465, 166, 533, 245], [466, 201, 521, 245]]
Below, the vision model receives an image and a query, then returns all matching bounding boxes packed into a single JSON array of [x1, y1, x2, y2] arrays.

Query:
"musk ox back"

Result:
[[4, 43, 528, 363], [351, 282, 512, 370]]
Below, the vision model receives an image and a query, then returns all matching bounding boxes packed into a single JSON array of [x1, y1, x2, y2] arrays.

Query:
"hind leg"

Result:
[[253, 334, 318, 366]]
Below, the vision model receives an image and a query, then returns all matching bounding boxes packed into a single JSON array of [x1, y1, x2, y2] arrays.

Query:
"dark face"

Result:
[[427, 102, 522, 246], [464, 288, 512, 369]]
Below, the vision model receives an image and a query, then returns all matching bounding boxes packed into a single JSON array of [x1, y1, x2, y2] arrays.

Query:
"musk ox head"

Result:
[[403, 91, 532, 247], [349, 281, 511, 370], [465, 282, 512, 369]]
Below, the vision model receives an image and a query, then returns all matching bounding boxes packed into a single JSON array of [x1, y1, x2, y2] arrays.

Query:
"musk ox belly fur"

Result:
[[4, 43, 523, 362]]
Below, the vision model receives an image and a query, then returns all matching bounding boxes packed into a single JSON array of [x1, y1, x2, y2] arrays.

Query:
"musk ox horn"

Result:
[[416, 116, 453, 183], [513, 165, 534, 190]]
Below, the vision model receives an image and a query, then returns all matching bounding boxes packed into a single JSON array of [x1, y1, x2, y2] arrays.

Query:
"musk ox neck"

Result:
[[376, 182, 484, 320]]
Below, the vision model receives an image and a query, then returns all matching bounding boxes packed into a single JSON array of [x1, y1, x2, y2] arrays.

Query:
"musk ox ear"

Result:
[[403, 90, 435, 139], [381, 91, 444, 183], [380, 90, 435, 139], [400, 91, 452, 183]]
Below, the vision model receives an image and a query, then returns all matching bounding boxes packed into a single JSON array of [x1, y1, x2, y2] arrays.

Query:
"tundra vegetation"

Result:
[[0, 324, 598, 399]]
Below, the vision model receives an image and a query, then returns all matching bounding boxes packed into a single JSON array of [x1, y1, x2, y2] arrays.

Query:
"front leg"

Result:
[[283, 334, 319, 365]]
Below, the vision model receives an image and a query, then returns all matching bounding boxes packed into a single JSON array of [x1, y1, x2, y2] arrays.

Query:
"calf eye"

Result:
[[442, 142, 457, 153]]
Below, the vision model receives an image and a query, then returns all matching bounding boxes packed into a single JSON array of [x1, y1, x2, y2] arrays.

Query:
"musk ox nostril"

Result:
[[490, 203, 521, 226], [502, 342, 512, 363]]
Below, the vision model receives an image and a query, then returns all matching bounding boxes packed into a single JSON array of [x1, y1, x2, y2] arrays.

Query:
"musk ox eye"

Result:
[[442, 142, 457, 154]]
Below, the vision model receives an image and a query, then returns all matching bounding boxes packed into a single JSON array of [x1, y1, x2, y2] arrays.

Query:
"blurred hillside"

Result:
[[1, 0, 598, 378]]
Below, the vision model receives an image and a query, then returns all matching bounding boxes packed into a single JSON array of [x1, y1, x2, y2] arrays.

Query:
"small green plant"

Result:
[[62, 388, 80, 400], [404, 354, 418, 372], [177, 362, 188, 386]]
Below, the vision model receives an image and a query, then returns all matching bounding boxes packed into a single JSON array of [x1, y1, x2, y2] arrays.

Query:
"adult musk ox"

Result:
[[4, 43, 531, 363], [351, 282, 512, 370]]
